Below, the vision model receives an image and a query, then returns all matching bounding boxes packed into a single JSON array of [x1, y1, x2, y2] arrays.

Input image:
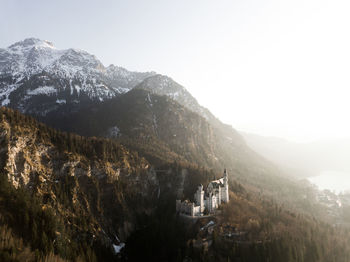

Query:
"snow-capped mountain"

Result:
[[0, 38, 243, 148], [0, 38, 233, 140], [0, 38, 212, 120], [0, 38, 103, 78], [0, 38, 155, 115]]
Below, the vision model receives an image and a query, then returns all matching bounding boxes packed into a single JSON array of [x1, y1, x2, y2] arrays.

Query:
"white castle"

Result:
[[176, 169, 229, 216]]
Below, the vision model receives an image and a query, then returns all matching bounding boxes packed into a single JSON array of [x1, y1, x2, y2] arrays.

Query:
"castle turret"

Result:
[[194, 184, 205, 213], [190, 203, 195, 217], [222, 169, 229, 203]]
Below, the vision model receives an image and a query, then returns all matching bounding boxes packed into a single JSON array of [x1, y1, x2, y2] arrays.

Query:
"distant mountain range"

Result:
[[242, 132, 350, 178]]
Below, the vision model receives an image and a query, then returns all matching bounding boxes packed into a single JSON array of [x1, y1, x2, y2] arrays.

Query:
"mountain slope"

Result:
[[42, 88, 220, 167], [2, 107, 350, 262], [134, 74, 252, 165], [40, 88, 311, 204], [136, 74, 233, 128], [0, 107, 164, 260]]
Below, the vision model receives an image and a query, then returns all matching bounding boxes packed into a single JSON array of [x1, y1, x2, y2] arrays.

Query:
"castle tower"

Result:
[[208, 192, 213, 213], [222, 169, 229, 203], [190, 203, 195, 217], [194, 184, 205, 213]]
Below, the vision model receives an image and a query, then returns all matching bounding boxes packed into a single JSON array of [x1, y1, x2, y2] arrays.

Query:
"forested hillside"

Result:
[[37, 89, 332, 217], [0, 107, 350, 261]]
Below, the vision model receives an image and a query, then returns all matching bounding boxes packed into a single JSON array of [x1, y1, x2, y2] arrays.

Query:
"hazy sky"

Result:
[[2, 0, 350, 142]]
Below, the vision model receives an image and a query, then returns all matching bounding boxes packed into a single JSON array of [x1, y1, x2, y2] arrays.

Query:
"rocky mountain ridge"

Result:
[[0, 38, 155, 115], [0, 38, 223, 127]]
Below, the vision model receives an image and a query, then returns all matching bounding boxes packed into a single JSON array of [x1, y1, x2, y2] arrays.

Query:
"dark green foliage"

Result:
[[0, 172, 116, 262], [0, 172, 63, 260]]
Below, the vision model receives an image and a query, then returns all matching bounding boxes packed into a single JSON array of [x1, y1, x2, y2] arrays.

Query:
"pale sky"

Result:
[[2, 0, 350, 142]]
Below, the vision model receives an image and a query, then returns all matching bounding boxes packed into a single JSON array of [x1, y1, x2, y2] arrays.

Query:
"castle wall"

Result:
[[176, 200, 195, 216], [193, 205, 201, 216]]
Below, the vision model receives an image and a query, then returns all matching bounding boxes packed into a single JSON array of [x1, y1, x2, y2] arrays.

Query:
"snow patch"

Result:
[[2, 97, 10, 106], [112, 243, 125, 254], [56, 99, 66, 104], [172, 91, 180, 98], [95, 83, 108, 89], [147, 93, 153, 107], [69, 79, 73, 95], [27, 86, 56, 95], [74, 85, 81, 96], [0, 84, 20, 106], [115, 87, 130, 94]]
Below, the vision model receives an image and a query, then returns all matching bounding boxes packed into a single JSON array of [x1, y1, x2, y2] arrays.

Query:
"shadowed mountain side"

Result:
[[40, 89, 305, 199]]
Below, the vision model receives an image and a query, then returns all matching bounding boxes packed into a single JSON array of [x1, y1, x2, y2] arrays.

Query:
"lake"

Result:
[[308, 170, 350, 194]]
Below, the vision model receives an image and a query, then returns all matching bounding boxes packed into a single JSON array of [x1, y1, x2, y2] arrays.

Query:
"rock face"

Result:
[[0, 107, 164, 244], [0, 38, 155, 116]]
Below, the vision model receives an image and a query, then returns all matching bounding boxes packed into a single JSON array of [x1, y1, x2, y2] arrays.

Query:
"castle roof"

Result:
[[209, 178, 224, 187]]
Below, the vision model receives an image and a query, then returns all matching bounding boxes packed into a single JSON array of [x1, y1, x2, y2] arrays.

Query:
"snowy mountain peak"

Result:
[[1, 37, 108, 83], [0, 38, 157, 114], [8, 38, 55, 51]]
